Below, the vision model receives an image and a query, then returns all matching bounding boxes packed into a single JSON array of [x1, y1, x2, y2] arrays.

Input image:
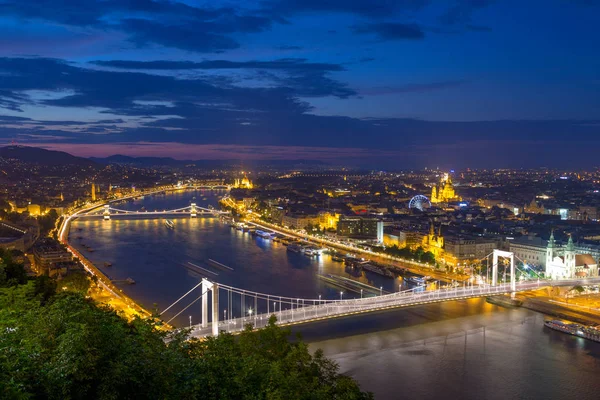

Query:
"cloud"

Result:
[[360, 80, 467, 95], [438, 0, 493, 30], [263, 0, 430, 18], [91, 58, 355, 98], [0, 1, 275, 53], [91, 58, 344, 72], [276, 45, 303, 50], [352, 23, 425, 40]]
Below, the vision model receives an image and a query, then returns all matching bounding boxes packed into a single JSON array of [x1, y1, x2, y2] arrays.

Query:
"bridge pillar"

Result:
[[103, 204, 111, 220], [190, 202, 197, 218], [211, 283, 219, 337], [201, 278, 210, 328], [492, 249, 515, 291]]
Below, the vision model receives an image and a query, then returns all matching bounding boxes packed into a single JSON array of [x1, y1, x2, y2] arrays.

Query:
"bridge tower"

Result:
[[200, 278, 219, 336], [492, 249, 515, 292], [102, 204, 111, 220], [190, 202, 197, 218]]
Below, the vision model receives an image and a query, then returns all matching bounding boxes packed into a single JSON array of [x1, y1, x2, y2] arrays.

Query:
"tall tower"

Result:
[[91, 183, 96, 201], [546, 230, 555, 268], [564, 234, 576, 272]]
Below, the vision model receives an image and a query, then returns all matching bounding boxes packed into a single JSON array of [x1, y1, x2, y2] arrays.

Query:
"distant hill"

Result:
[[0, 146, 96, 167], [90, 154, 187, 167], [91, 155, 328, 168]]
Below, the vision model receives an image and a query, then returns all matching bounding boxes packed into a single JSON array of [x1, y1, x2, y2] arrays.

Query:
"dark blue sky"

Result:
[[0, 0, 599, 168]]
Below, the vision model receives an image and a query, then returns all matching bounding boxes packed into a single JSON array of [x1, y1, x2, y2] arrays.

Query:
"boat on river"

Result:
[[544, 320, 600, 343], [287, 243, 303, 253], [164, 219, 175, 229], [361, 262, 394, 278]]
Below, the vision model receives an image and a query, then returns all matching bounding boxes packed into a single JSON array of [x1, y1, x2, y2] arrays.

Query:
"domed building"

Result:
[[234, 174, 253, 189], [431, 173, 461, 204]]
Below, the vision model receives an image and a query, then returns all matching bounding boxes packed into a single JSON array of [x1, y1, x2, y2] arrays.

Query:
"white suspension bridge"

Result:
[[75, 202, 229, 220], [160, 249, 600, 339]]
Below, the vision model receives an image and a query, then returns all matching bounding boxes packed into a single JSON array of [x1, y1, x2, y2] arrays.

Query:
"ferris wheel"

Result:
[[408, 195, 431, 211]]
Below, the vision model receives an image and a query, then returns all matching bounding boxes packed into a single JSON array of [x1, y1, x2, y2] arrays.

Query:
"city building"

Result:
[[509, 236, 548, 268], [444, 236, 499, 267], [422, 222, 444, 258], [32, 238, 74, 278], [546, 234, 599, 279], [431, 173, 461, 204], [282, 214, 320, 230], [337, 216, 384, 242], [318, 211, 340, 230], [234, 174, 253, 189]]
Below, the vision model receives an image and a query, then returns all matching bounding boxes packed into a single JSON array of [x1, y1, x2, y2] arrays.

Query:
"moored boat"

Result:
[[544, 319, 600, 343]]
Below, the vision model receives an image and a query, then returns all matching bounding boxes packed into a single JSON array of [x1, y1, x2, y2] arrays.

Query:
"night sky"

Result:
[[0, 0, 598, 168]]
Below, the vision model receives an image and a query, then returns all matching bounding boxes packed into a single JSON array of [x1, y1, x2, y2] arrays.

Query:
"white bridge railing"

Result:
[[185, 276, 600, 339]]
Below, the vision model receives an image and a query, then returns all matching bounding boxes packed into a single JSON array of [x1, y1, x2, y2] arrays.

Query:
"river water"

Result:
[[71, 190, 600, 399], [70, 190, 404, 325]]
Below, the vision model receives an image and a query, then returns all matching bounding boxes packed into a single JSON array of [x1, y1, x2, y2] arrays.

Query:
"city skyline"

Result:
[[0, 0, 599, 168]]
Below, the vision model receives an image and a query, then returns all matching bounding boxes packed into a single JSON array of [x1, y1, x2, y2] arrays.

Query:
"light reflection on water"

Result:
[[72, 190, 600, 399], [71, 190, 405, 326], [304, 299, 600, 400]]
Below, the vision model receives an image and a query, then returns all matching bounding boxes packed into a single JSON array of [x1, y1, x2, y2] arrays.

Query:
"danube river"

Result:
[[305, 299, 600, 400], [70, 190, 404, 325], [71, 190, 600, 399]]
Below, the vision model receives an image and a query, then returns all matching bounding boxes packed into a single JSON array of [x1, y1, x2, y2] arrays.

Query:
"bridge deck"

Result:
[[187, 277, 600, 339]]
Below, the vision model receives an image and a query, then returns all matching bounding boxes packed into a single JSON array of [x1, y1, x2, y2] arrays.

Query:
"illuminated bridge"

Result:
[[75, 202, 229, 220], [160, 250, 600, 338]]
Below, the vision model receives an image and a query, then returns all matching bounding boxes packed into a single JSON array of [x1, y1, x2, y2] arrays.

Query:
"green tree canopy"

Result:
[[1, 274, 372, 399]]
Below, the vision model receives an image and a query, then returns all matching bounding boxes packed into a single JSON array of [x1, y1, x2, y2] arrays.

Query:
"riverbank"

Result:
[[58, 200, 155, 323], [247, 218, 467, 284], [488, 290, 600, 326]]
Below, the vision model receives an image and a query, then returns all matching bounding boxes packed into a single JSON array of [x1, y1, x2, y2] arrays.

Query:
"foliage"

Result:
[[374, 244, 436, 264], [59, 270, 91, 294], [0, 271, 372, 399], [38, 209, 59, 236], [0, 249, 27, 288]]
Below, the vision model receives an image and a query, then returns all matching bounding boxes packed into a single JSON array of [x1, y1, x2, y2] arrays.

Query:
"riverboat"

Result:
[[361, 262, 394, 278], [331, 254, 345, 262], [405, 275, 427, 285], [544, 320, 600, 343], [255, 230, 274, 239], [287, 243, 303, 253], [164, 219, 175, 229]]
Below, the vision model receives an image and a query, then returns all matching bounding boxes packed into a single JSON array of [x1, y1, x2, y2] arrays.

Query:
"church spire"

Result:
[[566, 234, 575, 251], [548, 229, 555, 248]]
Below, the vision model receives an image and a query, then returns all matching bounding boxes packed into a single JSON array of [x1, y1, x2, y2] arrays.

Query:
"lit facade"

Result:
[[431, 173, 461, 204], [234, 174, 253, 189], [546, 233, 599, 279], [422, 223, 444, 258]]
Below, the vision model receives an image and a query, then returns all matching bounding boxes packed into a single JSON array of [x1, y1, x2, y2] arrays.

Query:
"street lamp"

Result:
[[189, 315, 192, 329], [361, 289, 363, 299], [248, 308, 253, 318], [380, 286, 383, 296], [340, 291, 343, 301]]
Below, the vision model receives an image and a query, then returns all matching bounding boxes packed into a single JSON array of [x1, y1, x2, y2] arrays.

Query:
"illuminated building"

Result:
[[91, 182, 96, 201], [337, 216, 383, 243], [234, 174, 254, 189], [431, 173, 461, 204], [318, 211, 340, 230], [422, 222, 444, 258], [546, 233, 598, 279]]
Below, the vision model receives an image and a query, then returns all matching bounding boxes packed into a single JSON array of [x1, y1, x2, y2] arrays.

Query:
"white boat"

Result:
[[255, 230, 274, 239]]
